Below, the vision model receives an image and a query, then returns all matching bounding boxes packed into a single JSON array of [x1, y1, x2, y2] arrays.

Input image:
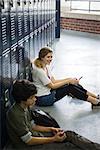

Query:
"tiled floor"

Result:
[[36, 30, 100, 144]]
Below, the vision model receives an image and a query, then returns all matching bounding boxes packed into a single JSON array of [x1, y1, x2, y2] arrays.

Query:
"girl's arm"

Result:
[[47, 77, 79, 89], [51, 76, 72, 83]]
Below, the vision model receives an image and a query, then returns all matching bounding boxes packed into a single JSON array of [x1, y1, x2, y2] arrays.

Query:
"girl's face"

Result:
[[42, 52, 53, 65]]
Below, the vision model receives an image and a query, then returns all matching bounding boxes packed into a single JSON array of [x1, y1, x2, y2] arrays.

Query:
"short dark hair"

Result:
[[12, 79, 37, 103]]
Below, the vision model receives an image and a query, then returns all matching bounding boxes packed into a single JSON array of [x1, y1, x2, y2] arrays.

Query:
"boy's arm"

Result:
[[32, 125, 62, 133], [26, 136, 55, 145]]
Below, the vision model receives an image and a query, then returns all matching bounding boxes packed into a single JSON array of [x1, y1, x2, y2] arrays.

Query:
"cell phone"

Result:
[[79, 76, 83, 80], [59, 131, 64, 136]]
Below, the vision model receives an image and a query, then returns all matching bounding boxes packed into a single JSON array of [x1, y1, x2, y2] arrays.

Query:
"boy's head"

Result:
[[12, 79, 37, 104]]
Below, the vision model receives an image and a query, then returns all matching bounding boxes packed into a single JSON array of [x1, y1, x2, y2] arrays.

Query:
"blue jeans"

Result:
[[36, 91, 56, 106]]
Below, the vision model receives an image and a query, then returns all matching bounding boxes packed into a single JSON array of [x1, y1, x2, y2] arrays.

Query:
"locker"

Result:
[[9, 0, 13, 8], [11, 45, 19, 80], [34, 30, 39, 57], [9, 1, 17, 46], [29, 1, 35, 60], [30, 32, 35, 60], [37, 0, 40, 28], [44, 0, 46, 25], [29, 0, 34, 33], [23, 0, 30, 36], [0, 4, 2, 56], [55, 0, 60, 38], [1, 1, 10, 52], [24, 56, 33, 80], [2, 50, 11, 90], [42, 25, 45, 47], [45, 23, 48, 46], [39, 0, 42, 27], [0, 0, 4, 10], [16, 45, 25, 79], [24, 35, 30, 55], [51, 18, 55, 44], [0, 0, 57, 148], [36, 28, 40, 51], [42, 0, 45, 25], [16, 0, 24, 41], [33, 0, 38, 30], [0, 56, 2, 99], [1, 96, 9, 149], [0, 10, 2, 99], [2, 50, 12, 124]]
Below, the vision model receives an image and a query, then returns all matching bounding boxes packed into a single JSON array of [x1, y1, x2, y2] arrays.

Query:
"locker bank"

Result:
[[0, 0, 100, 149]]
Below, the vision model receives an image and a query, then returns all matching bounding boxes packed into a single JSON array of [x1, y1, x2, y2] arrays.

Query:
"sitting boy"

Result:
[[6, 79, 100, 150]]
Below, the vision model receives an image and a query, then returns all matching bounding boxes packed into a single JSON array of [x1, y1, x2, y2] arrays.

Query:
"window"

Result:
[[64, 0, 100, 14]]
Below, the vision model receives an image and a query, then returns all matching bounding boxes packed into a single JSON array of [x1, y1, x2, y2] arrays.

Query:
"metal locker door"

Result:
[[11, 45, 19, 80], [9, 1, 19, 82], [1, 0, 10, 53], [23, 0, 30, 37], [39, 0, 43, 49], [2, 50, 11, 137], [47, 0, 50, 46], [0, 11, 2, 146], [0, 8, 2, 99], [0, 29, 1, 79], [1, 0, 11, 102], [41, 0, 44, 47], [16, 0, 25, 79], [30, 32, 35, 60], [0, 55, 2, 100], [34, 0, 37, 30], [23, 0, 30, 79], [29, 0, 34, 33], [24, 36, 30, 62], [2, 50, 11, 91], [52, 0, 56, 43], [34, 30, 38, 57], [55, 0, 60, 38], [37, 27, 41, 50], [0, 2, 11, 148], [16, 0, 24, 41], [9, 0, 17, 46], [37, 0, 40, 28], [41, 25, 45, 47], [29, 0, 35, 59], [16, 45, 25, 79], [42, 0, 45, 25]]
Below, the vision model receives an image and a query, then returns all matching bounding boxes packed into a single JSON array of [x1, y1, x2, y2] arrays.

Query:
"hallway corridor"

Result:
[[37, 30, 100, 144]]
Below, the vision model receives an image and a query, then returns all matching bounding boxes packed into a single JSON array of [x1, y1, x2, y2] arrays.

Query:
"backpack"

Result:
[[31, 108, 60, 128]]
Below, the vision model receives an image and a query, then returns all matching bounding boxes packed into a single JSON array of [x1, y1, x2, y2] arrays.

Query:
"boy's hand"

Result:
[[51, 127, 64, 135], [54, 131, 66, 142]]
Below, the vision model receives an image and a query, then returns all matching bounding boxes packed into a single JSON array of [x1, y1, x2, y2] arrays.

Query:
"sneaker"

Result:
[[92, 102, 100, 109]]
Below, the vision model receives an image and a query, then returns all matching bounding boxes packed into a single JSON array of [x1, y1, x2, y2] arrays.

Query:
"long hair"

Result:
[[34, 47, 53, 68]]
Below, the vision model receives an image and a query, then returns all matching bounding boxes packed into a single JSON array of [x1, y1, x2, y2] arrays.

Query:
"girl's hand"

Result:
[[69, 78, 79, 85]]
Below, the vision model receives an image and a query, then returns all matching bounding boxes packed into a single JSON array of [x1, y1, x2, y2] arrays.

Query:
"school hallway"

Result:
[[36, 29, 100, 144]]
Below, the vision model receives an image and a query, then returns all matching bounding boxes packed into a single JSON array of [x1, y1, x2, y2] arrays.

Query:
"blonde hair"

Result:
[[34, 47, 53, 68]]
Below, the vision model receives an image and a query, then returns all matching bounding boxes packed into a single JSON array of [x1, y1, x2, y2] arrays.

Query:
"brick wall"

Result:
[[60, 17, 100, 34]]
